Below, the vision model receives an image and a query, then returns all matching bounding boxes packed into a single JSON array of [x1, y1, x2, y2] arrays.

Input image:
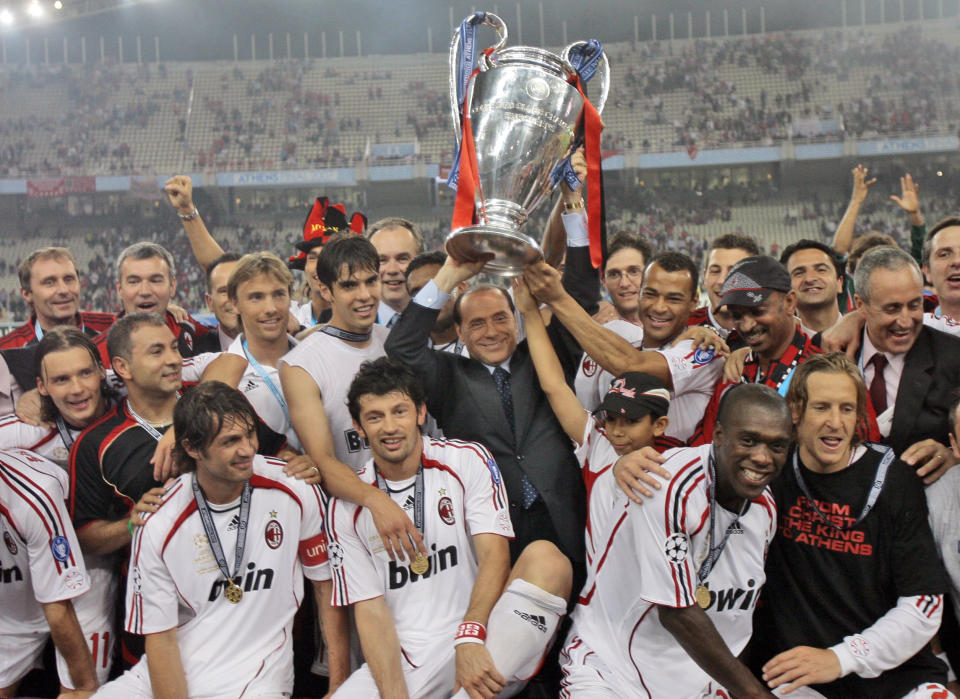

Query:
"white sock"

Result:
[[486, 578, 567, 682]]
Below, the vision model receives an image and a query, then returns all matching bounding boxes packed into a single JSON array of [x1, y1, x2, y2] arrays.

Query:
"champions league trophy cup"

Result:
[[445, 12, 609, 276]]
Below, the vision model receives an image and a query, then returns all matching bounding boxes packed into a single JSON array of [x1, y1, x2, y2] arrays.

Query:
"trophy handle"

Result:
[[560, 41, 610, 114], [449, 12, 509, 146]]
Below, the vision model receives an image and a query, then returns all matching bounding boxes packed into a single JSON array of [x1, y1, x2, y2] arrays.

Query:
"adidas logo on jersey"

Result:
[[401, 495, 415, 511], [226, 514, 241, 532], [388, 543, 458, 590], [698, 578, 761, 613], [0, 562, 23, 583], [207, 561, 274, 601], [513, 609, 547, 632], [242, 379, 257, 393]]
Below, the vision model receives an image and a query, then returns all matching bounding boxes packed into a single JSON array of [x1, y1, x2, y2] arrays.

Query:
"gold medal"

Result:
[[224, 580, 243, 604], [410, 553, 429, 576], [695, 584, 711, 609]]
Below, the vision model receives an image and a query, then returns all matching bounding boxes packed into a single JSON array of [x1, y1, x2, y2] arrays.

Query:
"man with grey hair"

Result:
[[853, 245, 960, 480], [91, 241, 210, 364], [366, 217, 424, 327]]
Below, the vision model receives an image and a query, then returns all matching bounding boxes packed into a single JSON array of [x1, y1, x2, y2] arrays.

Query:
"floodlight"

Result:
[[0, 8, 13, 24], [26, 1, 42, 18], [54, 0, 62, 9]]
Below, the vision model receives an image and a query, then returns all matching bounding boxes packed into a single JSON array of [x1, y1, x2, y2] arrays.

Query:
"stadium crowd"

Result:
[[0, 151, 959, 699]]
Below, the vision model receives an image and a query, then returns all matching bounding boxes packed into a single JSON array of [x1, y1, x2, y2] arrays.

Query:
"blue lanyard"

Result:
[[240, 336, 290, 425]]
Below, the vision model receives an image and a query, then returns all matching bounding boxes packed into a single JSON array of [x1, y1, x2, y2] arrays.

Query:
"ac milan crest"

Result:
[[581, 356, 598, 377], [438, 496, 456, 525], [265, 519, 283, 549], [3, 530, 17, 555]]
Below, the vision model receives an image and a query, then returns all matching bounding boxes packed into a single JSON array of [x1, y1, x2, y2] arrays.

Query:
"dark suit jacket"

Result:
[[863, 325, 960, 456], [385, 248, 599, 562]]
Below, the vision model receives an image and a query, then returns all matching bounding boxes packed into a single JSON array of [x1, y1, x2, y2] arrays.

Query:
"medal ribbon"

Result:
[[55, 416, 76, 450], [550, 39, 604, 192], [697, 448, 750, 586], [447, 11, 488, 191], [375, 464, 425, 540], [568, 73, 606, 269], [240, 336, 291, 426], [192, 476, 252, 591], [319, 325, 372, 343], [791, 444, 893, 531], [127, 400, 166, 442]]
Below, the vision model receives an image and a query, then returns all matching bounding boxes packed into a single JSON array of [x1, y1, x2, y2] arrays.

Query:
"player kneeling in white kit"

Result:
[[0, 447, 98, 697], [94, 382, 334, 699], [561, 383, 792, 698], [327, 357, 571, 698]]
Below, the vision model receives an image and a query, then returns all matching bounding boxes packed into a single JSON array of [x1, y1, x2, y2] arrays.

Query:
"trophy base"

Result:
[[445, 226, 543, 278]]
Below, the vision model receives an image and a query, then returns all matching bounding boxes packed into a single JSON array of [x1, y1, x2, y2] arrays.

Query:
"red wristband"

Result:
[[453, 621, 486, 646]]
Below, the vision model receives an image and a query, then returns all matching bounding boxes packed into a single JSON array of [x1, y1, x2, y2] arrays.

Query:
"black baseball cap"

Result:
[[597, 372, 671, 421], [720, 255, 792, 307]]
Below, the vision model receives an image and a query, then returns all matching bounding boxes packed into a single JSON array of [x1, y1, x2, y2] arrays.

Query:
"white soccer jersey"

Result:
[[0, 414, 82, 467], [121, 456, 329, 698], [566, 444, 776, 698], [328, 437, 513, 665], [657, 340, 724, 445], [924, 311, 960, 337], [573, 416, 625, 568], [225, 333, 302, 452], [0, 448, 88, 634], [180, 351, 220, 384], [574, 319, 644, 413], [280, 325, 389, 471]]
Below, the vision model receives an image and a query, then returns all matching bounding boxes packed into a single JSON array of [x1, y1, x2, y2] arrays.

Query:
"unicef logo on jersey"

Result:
[[693, 347, 715, 365], [50, 535, 70, 563]]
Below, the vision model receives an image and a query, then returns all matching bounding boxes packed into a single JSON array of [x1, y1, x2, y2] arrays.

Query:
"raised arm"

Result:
[[889, 173, 926, 264], [164, 175, 225, 269], [512, 278, 588, 444], [539, 147, 587, 268], [523, 262, 674, 384], [832, 165, 876, 256]]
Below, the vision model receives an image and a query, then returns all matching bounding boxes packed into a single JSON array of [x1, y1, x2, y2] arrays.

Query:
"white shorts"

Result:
[[333, 638, 526, 699], [58, 566, 117, 688], [560, 632, 726, 699], [94, 661, 290, 699], [772, 683, 956, 699], [0, 630, 46, 690]]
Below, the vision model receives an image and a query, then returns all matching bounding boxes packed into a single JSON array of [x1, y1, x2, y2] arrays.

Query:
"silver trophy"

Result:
[[445, 13, 609, 276]]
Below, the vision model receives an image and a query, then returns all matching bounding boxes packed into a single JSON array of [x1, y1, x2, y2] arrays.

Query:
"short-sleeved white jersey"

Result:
[[328, 437, 513, 664], [569, 444, 776, 698], [574, 319, 644, 413], [179, 352, 220, 384], [280, 325, 388, 471], [657, 340, 724, 445], [0, 448, 89, 634], [924, 311, 960, 337], [225, 333, 302, 451], [124, 456, 329, 697], [572, 416, 625, 568], [0, 414, 83, 467]]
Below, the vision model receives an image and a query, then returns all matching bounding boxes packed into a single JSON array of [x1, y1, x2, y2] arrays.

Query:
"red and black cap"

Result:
[[596, 372, 671, 421], [720, 255, 792, 308]]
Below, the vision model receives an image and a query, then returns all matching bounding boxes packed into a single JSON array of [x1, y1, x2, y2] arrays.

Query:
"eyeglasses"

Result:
[[603, 267, 644, 283]]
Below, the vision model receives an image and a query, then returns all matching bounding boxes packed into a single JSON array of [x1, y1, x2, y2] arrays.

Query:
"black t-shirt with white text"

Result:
[[754, 444, 948, 698]]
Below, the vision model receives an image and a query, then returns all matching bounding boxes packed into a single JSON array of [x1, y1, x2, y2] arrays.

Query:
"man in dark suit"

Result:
[[385, 250, 598, 569], [853, 246, 960, 481]]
